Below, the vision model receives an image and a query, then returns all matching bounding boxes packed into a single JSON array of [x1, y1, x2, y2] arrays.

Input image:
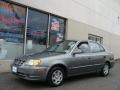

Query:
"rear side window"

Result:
[[99, 44, 105, 52], [89, 42, 105, 53]]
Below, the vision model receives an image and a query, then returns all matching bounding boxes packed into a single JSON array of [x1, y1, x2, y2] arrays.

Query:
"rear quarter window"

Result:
[[89, 42, 105, 53]]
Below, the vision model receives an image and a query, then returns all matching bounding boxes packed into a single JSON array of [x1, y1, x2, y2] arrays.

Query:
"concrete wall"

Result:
[[66, 19, 120, 59]]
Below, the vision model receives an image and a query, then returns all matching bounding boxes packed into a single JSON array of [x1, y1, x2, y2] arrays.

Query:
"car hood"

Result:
[[16, 51, 65, 60]]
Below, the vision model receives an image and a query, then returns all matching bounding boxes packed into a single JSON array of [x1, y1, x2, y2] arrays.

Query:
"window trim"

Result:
[[88, 34, 103, 44]]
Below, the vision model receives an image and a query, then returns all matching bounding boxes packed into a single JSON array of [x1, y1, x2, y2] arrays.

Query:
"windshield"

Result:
[[47, 40, 77, 53]]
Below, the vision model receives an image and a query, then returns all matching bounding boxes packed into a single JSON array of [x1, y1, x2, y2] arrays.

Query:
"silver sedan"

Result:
[[11, 40, 114, 86]]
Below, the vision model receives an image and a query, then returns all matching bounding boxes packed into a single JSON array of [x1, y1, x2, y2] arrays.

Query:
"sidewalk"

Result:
[[0, 60, 13, 73], [115, 58, 120, 61]]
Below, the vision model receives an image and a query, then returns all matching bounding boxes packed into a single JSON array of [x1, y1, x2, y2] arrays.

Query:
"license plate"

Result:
[[12, 66, 17, 73]]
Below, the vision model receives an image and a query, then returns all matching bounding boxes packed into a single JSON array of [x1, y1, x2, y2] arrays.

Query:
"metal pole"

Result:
[[23, 7, 28, 55], [118, 16, 119, 24], [47, 14, 51, 48]]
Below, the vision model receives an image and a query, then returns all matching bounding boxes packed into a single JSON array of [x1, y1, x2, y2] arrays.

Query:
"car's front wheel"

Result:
[[47, 67, 65, 87], [100, 63, 110, 76]]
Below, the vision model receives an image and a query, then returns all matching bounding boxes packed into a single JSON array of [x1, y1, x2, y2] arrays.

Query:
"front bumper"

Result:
[[11, 65, 49, 81]]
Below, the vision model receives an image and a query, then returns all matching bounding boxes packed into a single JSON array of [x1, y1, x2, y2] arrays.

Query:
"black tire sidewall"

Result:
[[47, 67, 65, 87]]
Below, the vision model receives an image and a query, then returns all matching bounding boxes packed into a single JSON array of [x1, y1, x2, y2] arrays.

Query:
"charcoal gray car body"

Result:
[[11, 40, 114, 86]]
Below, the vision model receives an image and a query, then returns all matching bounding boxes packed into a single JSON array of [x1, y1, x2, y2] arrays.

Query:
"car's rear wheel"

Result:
[[47, 67, 65, 87], [100, 63, 110, 76]]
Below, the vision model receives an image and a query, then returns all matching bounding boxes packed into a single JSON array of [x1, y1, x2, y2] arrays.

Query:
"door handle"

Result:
[[88, 57, 91, 59], [110, 57, 113, 60], [103, 56, 106, 59]]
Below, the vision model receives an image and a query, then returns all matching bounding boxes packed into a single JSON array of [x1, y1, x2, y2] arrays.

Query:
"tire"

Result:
[[100, 63, 110, 76], [47, 67, 65, 87]]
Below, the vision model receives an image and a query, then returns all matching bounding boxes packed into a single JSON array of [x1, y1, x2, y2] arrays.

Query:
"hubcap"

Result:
[[52, 70, 63, 85], [103, 65, 109, 75]]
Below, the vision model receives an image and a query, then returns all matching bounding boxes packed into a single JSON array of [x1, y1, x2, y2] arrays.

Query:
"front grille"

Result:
[[16, 72, 27, 78], [14, 59, 26, 66]]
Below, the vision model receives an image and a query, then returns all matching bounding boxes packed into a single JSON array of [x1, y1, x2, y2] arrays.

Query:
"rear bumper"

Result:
[[11, 65, 49, 81], [110, 60, 115, 68]]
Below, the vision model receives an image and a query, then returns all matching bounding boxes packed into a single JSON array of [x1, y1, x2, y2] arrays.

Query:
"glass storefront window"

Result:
[[0, 1, 26, 59], [49, 16, 65, 45], [26, 9, 48, 54], [0, 1, 66, 59]]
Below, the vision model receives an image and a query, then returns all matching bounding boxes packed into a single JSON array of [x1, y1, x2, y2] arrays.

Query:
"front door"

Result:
[[69, 42, 93, 76]]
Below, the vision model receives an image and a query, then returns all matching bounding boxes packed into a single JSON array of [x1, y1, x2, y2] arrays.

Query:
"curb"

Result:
[[0, 60, 13, 73]]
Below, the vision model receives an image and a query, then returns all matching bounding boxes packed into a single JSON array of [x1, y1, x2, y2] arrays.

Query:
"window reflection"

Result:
[[50, 16, 65, 45], [0, 1, 66, 59], [0, 1, 25, 59], [26, 9, 48, 54]]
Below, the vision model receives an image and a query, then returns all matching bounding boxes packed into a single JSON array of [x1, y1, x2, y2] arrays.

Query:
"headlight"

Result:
[[24, 59, 41, 66]]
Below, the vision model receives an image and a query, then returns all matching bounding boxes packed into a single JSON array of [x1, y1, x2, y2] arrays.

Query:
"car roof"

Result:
[[66, 40, 103, 46], [66, 39, 96, 43]]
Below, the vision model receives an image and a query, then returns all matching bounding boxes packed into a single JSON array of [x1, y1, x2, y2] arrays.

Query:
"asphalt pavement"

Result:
[[0, 61, 120, 90]]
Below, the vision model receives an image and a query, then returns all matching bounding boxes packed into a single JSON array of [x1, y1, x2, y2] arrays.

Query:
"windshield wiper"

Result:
[[47, 50, 55, 52]]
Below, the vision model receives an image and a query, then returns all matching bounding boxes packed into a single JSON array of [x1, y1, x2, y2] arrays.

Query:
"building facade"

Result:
[[0, 0, 120, 60]]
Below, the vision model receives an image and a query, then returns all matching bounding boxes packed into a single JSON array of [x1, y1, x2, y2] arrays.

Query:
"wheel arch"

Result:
[[47, 64, 68, 77], [105, 61, 111, 68]]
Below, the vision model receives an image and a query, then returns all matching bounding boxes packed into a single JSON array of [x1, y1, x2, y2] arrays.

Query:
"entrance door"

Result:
[[26, 9, 49, 54]]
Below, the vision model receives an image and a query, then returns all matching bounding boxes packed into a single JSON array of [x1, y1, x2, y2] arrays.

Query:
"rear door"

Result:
[[88, 41, 106, 71]]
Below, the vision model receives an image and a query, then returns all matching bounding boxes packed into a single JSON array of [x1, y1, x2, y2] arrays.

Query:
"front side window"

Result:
[[76, 42, 90, 53]]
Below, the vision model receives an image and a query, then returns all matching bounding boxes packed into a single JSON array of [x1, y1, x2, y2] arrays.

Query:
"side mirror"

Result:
[[72, 49, 82, 56]]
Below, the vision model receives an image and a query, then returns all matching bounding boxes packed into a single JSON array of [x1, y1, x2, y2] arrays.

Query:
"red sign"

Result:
[[51, 18, 60, 31]]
